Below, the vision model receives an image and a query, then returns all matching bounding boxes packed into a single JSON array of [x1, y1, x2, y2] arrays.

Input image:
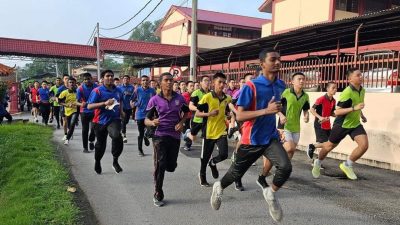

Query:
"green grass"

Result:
[[0, 123, 79, 225]]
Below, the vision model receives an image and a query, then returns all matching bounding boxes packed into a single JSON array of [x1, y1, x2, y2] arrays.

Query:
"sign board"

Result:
[[169, 66, 182, 80]]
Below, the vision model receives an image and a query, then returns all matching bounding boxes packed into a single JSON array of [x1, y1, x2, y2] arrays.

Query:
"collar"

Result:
[[324, 94, 334, 101], [100, 84, 118, 92], [200, 87, 208, 94], [258, 74, 279, 86], [211, 90, 227, 101], [290, 87, 305, 99], [349, 84, 363, 93], [158, 90, 177, 100]]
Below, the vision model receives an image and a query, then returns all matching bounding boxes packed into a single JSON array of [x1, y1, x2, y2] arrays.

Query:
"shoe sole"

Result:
[[210, 186, 221, 210], [153, 201, 165, 207], [256, 180, 267, 190]]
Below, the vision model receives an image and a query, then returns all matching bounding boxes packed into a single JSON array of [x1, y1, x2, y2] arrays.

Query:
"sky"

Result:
[[0, 0, 270, 67]]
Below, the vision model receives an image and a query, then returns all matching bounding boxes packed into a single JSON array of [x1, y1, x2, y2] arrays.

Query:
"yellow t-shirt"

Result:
[[59, 90, 78, 116], [198, 91, 231, 139]]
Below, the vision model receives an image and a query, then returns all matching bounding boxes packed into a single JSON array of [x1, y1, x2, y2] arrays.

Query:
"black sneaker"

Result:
[[89, 142, 95, 150], [138, 150, 145, 157], [83, 148, 90, 153], [113, 161, 123, 174], [199, 173, 210, 187], [153, 191, 165, 207], [235, 180, 244, 191], [307, 144, 316, 159], [209, 161, 219, 179], [94, 160, 102, 174], [227, 126, 239, 139], [57, 124, 60, 129], [256, 175, 269, 189], [144, 137, 150, 146]]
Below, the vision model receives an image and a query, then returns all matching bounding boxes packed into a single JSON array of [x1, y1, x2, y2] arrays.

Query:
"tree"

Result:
[[102, 57, 122, 71]]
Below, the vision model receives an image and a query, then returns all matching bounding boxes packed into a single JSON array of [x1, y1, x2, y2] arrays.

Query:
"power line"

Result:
[[87, 25, 97, 45], [100, 0, 165, 39], [100, 0, 153, 30]]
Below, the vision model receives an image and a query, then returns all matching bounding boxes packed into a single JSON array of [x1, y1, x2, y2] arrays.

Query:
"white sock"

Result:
[[345, 159, 354, 167]]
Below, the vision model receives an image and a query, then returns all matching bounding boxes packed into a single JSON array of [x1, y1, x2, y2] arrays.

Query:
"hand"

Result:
[[354, 103, 365, 111], [361, 115, 367, 123], [104, 99, 115, 106], [304, 116, 309, 123], [81, 102, 86, 108], [120, 111, 126, 119], [208, 109, 219, 117], [279, 114, 287, 125], [175, 121, 184, 132], [152, 118, 160, 127], [319, 117, 330, 123], [265, 96, 282, 114], [130, 101, 135, 108]]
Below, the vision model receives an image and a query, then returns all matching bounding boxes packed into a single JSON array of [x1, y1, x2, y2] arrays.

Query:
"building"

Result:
[[259, 0, 400, 37], [72, 65, 121, 80]]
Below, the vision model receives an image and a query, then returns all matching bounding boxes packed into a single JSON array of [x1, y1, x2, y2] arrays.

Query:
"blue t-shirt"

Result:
[[38, 88, 50, 103], [77, 83, 98, 114], [237, 75, 286, 145], [117, 84, 135, 110], [56, 85, 67, 97], [135, 87, 156, 120], [87, 85, 122, 125]]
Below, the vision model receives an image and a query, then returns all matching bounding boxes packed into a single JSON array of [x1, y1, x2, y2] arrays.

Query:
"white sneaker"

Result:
[[210, 181, 223, 210], [62, 135, 67, 141], [264, 188, 283, 222], [123, 137, 128, 143], [64, 139, 69, 145]]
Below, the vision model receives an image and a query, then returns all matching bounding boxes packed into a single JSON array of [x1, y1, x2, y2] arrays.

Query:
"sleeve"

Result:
[[313, 97, 322, 108], [236, 85, 253, 109], [181, 98, 190, 113], [76, 87, 82, 102], [337, 91, 352, 108], [55, 86, 63, 97], [190, 95, 200, 106], [146, 97, 156, 119], [58, 91, 66, 103], [197, 94, 208, 112], [87, 89, 100, 104], [302, 95, 310, 111]]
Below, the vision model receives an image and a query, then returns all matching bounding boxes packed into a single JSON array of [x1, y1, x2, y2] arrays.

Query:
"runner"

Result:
[[30, 81, 40, 123], [173, 81, 180, 93], [56, 74, 71, 140], [38, 80, 51, 125], [307, 82, 337, 159], [134, 75, 156, 156], [181, 81, 195, 151], [179, 81, 187, 95], [77, 73, 98, 153], [145, 72, 189, 207], [58, 77, 80, 145], [259, 72, 310, 186], [196, 72, 231, 187], [210, 49, 290, 222], [87, 70, 124, 175], [49, 78, 62, 129], [194, 82, 200, 91], [117, 75, 135, 144], [114, 77, 121, 87], [0, 94, 12, 124], [25, 82, 33, 112], [226, 78, 238, 97], [228, 77, 247, 139], [312, 68, 368, 180]]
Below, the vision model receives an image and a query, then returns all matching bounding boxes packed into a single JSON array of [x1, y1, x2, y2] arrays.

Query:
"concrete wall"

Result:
[[274, 0, 330, 33], [297, 92, 400, 171], [163, 10, 185, 26], [261, 22, 272, 37], [160, 23, 188, 46], [334, 10, 359, 20], [188, 34, 248, 49]]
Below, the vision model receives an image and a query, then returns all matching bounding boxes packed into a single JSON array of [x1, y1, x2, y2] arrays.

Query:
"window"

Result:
[[364, 0, 389, 14], [209, 25, 232, 38], [336, 0, 359, 13]]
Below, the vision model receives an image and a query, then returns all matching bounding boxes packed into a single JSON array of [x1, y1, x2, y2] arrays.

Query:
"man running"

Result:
[[38, 80, 51, 125], [210, 49, 290, 222], [118, 75, 135, 144], [49, 78, 62, 128], [225, 78, 238, 97], [196, 72, 231, 187], [134, 75, 156, 156], [58, 77, 80, 145], [145, 72, 189, 207], [312, 68, 368, 180], [30, 81, 40, 123], [307, 82, 337, 159], [77, 73, 98, 153], [56, 74, 71, 140], [181, 81, 195, 151], [87, 70, 124, 175]]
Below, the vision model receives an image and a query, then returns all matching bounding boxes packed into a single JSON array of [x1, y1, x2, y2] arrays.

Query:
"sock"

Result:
[[64, 133, 67, 136], [345, 159, 354, 167], [315, 159, 322, 166]]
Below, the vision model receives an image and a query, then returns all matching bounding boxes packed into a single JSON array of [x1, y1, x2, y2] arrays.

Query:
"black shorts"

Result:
[[32, 103, 40, 108], [329, 124, 367, 144], [190, 120, 203, 136], [60, 106, 66, 117], [314, 124, 331, 143]]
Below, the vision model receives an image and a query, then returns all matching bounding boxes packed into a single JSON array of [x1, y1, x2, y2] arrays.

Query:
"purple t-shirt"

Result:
[[226, 88, 238, 97], [146, 92, 189, 139]]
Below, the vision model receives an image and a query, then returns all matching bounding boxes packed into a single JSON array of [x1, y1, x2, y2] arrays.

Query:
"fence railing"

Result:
[[195, 52, 400, 93]]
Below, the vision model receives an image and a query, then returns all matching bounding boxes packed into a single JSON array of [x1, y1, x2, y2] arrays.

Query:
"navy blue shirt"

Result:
[[38, 88, 50, 103], [87, 85, 122, 125], [135, 87, 156, 120], [56, 85, 67, 97], [117, 84, 135, 110], [77, 83, 98, 114]]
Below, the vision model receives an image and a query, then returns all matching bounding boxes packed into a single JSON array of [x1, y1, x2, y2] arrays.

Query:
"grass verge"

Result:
[[0, 123, 79, 225]]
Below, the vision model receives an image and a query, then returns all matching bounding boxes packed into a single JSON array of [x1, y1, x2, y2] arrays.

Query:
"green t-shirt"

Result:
[[190, 88, 208, 123], [279, 88, 310, 133], [334, 85, 365, 129], [50, 85, 60, 106]]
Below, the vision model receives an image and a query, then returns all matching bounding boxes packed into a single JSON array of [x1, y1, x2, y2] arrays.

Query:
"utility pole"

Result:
[[189, 0, 198, 81], [55, 61, 59, 77], [96, 22, 101, 81], [67, 59, 71, 75]]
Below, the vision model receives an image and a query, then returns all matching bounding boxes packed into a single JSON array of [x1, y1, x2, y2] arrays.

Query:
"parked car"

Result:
[[362, 68, 400, 93]]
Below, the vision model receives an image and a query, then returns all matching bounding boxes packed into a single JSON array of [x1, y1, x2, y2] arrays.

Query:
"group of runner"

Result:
[[24, 48, 369, 222]]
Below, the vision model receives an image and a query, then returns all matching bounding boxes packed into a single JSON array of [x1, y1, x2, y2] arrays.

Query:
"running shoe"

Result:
[[264, 188, 283, 222], [94, 160, 102, 174], [89, 142, 95, 150], [113, 161, 123, 174], [183, 129, 191, 143], [153, 191, 164, 207], [339, 162, 357, 180], [138, 150, 145, 157], [210, 181, 223, 210], [312, 160, 321, 178], [256, 175, 269, 189], [123, 136, 128, 143], [183, 146, 191, 151], [83, 148, 90, 153], [234, 180, 244, 191], [209, 161, 219, 179], [153, 197, 165, 207], [198, 173, 210, 187], [227, 126, 239, 139], [144, 137, 150, 146], [64, 139, 69, 145], [307, 144, 316, 159], [49, 119, 53, 124], [62, 135, 67, 141]]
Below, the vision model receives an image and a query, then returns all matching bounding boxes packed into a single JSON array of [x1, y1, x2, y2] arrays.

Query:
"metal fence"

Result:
[[196, 51, 400, 93]]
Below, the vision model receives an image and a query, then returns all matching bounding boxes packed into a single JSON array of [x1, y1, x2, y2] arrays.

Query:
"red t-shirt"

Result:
[[30, 87, 40, 103], [182, 92, 192, 117], [313, 94, 336, 130]]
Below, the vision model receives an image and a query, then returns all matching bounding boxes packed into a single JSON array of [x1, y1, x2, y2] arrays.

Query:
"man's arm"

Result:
[[334, 103, 364, 116]]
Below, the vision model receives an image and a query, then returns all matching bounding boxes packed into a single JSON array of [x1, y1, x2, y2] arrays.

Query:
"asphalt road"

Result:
[[50, 120, 400, 225]]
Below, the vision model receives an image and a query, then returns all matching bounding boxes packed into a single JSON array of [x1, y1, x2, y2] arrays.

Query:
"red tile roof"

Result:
[[171, 5, 268, 30], [0, 37, 97, 60], [0, 63, 14, 76], [98, 38, 190, 57]]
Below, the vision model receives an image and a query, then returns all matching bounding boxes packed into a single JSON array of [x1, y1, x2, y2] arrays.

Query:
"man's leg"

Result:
[[208, 136, 229, 180], [137, 119, 146, 156], [152, 136, 168, 206], [199, 139, 215, 186], [54, 106, 60, 128], [108, 120, 124, 173], [43, 104, 51, 125], [88, 114, 96, 150], [66, 113, 78, 142], [80, 113, 90, 152], [121, 109, 130, 142], [93, 123, 108, 174], [165, 136, 181, 172]]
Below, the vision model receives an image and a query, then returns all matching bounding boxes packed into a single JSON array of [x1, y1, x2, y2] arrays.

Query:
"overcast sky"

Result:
[[0, 0, 270, 67]]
